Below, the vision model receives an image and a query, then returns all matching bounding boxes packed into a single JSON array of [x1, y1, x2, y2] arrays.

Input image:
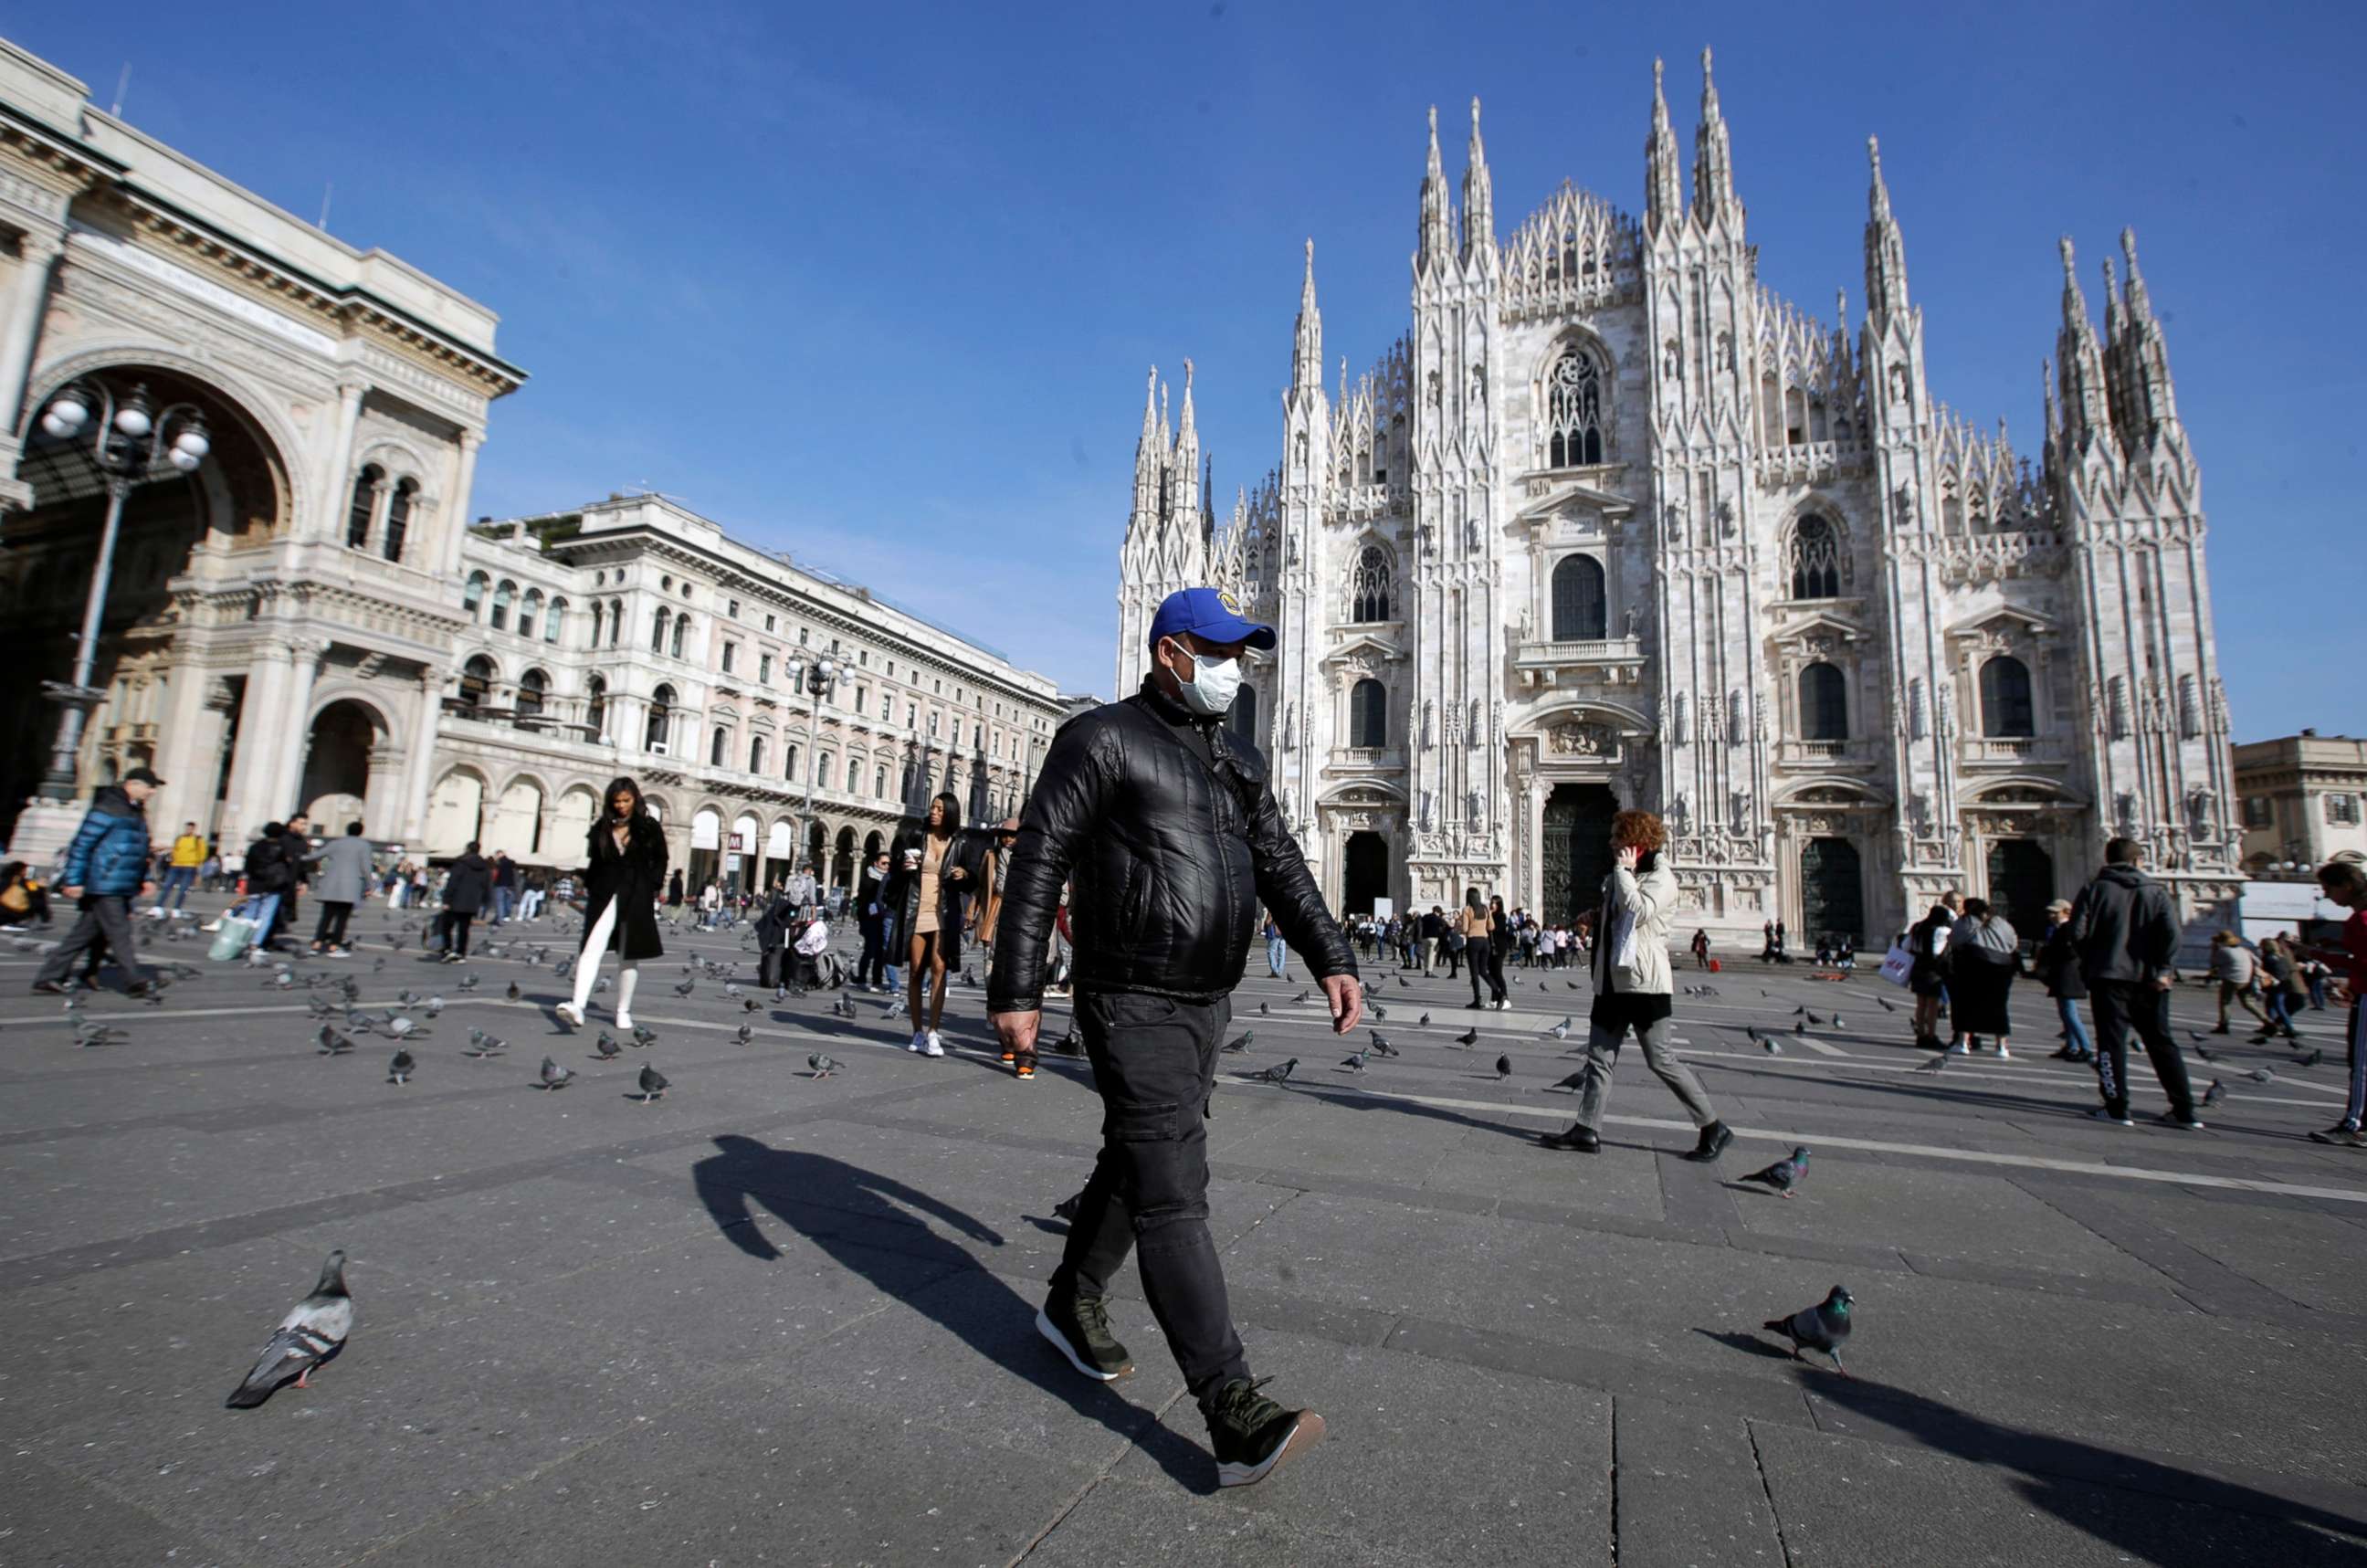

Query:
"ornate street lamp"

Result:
[[31, 377, 210, 800], [783, 653, 842, 845]]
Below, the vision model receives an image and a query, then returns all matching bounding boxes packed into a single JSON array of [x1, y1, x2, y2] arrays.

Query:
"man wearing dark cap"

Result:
[[31, 766, 162, 997], [991, 585, 1361, 1489]]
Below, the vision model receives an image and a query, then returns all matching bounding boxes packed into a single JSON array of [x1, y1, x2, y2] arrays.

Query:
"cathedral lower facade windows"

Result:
[[1786, 514, 1846, 600], [1543, 344, 1606, 468], [1550, 553, 1607, 641], [1349, 544, 1394, 622], [1980, 655, 2035, 738], [1349, 679, 1387, 748]]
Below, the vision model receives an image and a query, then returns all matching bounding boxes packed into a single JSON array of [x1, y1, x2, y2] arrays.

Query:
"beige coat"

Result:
[[1601, 859, 1679, 996]]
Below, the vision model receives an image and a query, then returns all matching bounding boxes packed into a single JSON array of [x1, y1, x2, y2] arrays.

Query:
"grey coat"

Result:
[[309, 836, 375, 904]]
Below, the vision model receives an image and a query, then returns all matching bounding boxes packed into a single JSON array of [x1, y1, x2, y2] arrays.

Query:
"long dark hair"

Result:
[[603, 776, 647, 824], [926, 792, 963, 837], [592, 775, 655, 861]]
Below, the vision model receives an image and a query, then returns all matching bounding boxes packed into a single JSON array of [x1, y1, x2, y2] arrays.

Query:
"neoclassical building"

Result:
[[1117, 55, 2241, 944], [0, 40, 520, 858], [431, 494, 1065, 894]]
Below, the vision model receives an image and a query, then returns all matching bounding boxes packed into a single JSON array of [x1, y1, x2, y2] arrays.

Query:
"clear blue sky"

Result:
[[16, 1, 2361, 735]]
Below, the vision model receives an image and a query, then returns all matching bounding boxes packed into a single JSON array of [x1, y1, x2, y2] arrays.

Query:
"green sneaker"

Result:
[[1036, 1292, 1133, 1381], [1206, 1375, 1326, 1489]]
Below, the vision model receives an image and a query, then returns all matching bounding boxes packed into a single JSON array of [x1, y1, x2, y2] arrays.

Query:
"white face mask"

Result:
[[1169, 641, 1242, 718]]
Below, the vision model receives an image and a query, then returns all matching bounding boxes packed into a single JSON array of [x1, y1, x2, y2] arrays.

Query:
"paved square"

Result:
[[4, 904, 2364, 1565]]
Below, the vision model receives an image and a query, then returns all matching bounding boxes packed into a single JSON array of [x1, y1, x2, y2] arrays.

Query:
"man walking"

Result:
[[32, 767, 162, 997], [2303, 860, 2367, 1147], [489, 849, 518, 925], [991, 586, 1360, 1489], [2068, 838, 2204, 1130], [268, 814, 312, 952], [153, 821, 205, 918]]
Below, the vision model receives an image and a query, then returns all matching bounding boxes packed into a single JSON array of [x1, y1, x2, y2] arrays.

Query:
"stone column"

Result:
[[437, 431, 485, 579], [268, 638, 332, 820], [152, 642, 225, 838], [395, 664, 449, 847], [317, 383, 365, 540], [220, 641, 298, 844], [363, 739, 408, 842], [0, 229, 64, 454]]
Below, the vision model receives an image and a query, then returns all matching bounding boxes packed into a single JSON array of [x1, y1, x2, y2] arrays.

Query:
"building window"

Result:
[[875, 764, 888, 797], [764, 613, 776, 632], [1788, 515, 1845, 599], [728, 598, 741, 618], [646, 684, 676, 751], [710, 726, 729, 767], [818, 752, 835, 787], [1550, 554, 1607, 641], [383, 479, 414, 562], [1980, 655, 2036, 738], [458, 655, 494, 709], [1349, 679, 1387, 748], [854, 686, 868, 715], [586, 676, 607, 735], [606, 600, 623, 647], [847, 757, 862, 792], [784, 743, 800, 780], [463, 571, 488, 618], [1546, 346, 1605, 468], [2241, 796, 2270, 829], [721, 641, 738, 675], [515, 668, 548, 726], [545, 597, 566, 645], [750, 735, 767, 774], [518, 589, 542, 641], [671, 614, 690, 659], [1350, 545, 1393, 622], [651, 607, 670, 652], [1799, 662, 1847, 741], [489, 580, 515, 631], [2330, 795, 2361, 826], [759, 652, 773, 685], [346, 465, 383, 549]]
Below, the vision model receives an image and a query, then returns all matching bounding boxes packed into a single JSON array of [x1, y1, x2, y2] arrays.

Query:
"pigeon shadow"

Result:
[[1804, 1372, 2367, 1566], [689, 1136, 1164, 1456], [1692, 1327, 1804, 1365]]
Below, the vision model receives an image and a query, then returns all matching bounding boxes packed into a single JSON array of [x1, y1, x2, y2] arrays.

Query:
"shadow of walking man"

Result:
[[689, 1134, 1162, 1449]]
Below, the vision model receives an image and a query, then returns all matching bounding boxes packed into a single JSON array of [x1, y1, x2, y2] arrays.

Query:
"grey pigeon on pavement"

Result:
[[1418, 1012, 1432, 1027], [1913, 1052, 1948, 1074], [806, 1052, 845, 1078], [1223, 1030, 1254, 1053], [637, 1064, 669, 1103], [387, 1048, 415, 1085], [1876, 996, 1897, 1013], [734, 1023, 753, 1047], [540, 1056, 575, 1089], [1337, 1050, 1367, 1073], [631, 1025, 658, 1048], [1493, 1054, 1513, 1080], [316, 1026, 355, 1055], [2202, 1079, 2225, 1107], [457, 973, 480, 993], [594, 1032, 622, 1059], [1053, 1192, 1083, 1221], [1369, 1033, 1398, 1057], [1762, 1285, 1852, 1374], [1369, 1001, 1387, 1020], [1258, 1002, 1270, 1016], [505, 981, 521, 1002], [2296, 1047, 2323, 1068], [1454, 1027, 1480, 1047], [464, 1032, 507, 1059], [1550, 1070, 1585, 1092], [1739, 1146, 1810, 1199], [1250, 1058, 1298, 1084], [2247, 1066, 2276, 1083], [674, 978, 697, 996], [226, 1250, 352, 1408], [1543, 1015, 1573, 1038]]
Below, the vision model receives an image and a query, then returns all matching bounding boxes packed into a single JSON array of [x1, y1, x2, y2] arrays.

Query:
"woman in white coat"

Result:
[[1541, 809, 1732, 1160]]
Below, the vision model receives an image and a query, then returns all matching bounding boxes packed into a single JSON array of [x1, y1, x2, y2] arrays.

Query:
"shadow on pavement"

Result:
[[688, 1134, 1166, 1454], [1696, 1329, 2367, 1564]]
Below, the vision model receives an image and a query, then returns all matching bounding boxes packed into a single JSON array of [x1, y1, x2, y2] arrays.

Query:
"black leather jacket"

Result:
[[988, 678, 1355, 1011]]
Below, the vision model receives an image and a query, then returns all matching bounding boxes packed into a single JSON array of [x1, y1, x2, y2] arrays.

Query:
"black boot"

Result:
[[1540, 1123, 1599, 1152], [1682, 1121, 1733, 1163]]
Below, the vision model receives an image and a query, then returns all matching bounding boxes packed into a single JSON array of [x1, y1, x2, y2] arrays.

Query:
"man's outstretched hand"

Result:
[[993, 1008, 1041, 1057], [1322, 972, 1363, 1035]]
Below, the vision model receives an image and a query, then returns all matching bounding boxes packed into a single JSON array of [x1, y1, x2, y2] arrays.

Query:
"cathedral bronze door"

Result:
[[1799, 837, 1864, 946], [1985, 839, 2054, 941], [1341, 831, 1388, 916], [1541, 784, 1617, 926]]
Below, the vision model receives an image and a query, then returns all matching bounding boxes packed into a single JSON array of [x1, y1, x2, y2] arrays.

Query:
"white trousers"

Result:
[[571, 898, 641, 1016]]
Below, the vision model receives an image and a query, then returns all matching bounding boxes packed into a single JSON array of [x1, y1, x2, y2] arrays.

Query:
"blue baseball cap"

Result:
[[1148, 586, 1275, 654]]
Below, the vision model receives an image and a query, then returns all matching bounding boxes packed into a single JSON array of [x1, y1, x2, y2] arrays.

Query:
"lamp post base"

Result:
[[5, 795, 90, 870]]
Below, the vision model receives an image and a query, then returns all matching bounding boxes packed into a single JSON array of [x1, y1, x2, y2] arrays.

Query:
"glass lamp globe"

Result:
[[167, 447, 200, 472], [173, 427, 210, 459], [46, 391, 89, 433], [113, 401, 153, 437]]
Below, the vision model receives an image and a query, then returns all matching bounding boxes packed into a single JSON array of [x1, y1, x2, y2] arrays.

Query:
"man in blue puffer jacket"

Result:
[[31, 767, 161, 996]]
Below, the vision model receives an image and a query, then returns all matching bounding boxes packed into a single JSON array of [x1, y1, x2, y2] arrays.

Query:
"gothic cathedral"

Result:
[[1113, 53, 2239, 946]]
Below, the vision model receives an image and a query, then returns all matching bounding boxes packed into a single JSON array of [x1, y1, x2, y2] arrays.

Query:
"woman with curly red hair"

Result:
[[1541, 808, 1732, 1161]]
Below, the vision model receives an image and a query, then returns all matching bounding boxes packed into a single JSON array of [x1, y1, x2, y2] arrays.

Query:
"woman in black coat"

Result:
[[440, 842, 492, 963], [553, 777, 668, 1030], [890, 792, 983, 1057]]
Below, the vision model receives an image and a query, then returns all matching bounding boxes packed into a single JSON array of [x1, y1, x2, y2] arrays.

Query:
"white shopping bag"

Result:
[[1878, 941, 1915, 986]]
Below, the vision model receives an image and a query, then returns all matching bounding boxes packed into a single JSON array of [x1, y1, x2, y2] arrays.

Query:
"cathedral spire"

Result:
[[1417, 105, 1452, 277], [1862, 136, 1911, 328], [1645, 58, 1684, 237], [1691, 47, 1740, 229], [1174, 358, 1203, 527], [2055, 237, 2117, 458], [2115, 226, 2184, 450], [1132, 363, 1162, 516], [1292, 238, 1323, 393], [1460, 97, 1495, 263]]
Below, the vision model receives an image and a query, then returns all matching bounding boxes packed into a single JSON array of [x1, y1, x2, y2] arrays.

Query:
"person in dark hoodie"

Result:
[[31, 767, 162, 996], [438, 841, 493, 963], [242, 820, 293, 952], [268, 813, 313, 952], [2068, 837, 2202, 1130]]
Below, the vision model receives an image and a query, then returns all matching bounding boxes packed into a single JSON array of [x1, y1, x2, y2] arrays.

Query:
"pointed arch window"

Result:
[[1546, 347, 1605, 468], [1551, 554, 1607, 640], [585, 675, 607, 736], [1350, 545, 1393, 622], [383, 479, 415, 562], [1349, 678, 1387, 748], [1981, 656, 2036, 738], [463, 571, 489, 619], [646, 684, 676, 751], [346, 465, 384, 549], [1789, 515, 1844, 599], [1799, 662, 1847, 741]]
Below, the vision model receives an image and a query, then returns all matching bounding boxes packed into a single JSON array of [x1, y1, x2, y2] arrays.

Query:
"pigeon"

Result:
[[387, 1048, 416, 1085], [464, 1033, 507, 1059], [744, 996, 763, 1014], [1258, 1002, 1270, 1016], [505, 981, 521, 1002], [554, 956, 574, 980], [1913, 1051, 1947, 1074], [1549, 1070, 1585, 1092], [1747, 1027, 1781, 1055], [1739, 1146, 1810, 1199], [636, 1063, 669, 1103], [1453, 1027, 1480, 1048], [2296, 1047, 2323, 1068], [1794, 1021, 1809, 1036], [1293, 990, 1313, 1005], [1566, 980, 1583, 990], [1249, 1058, 1298, 1084], [425, 997, 446, 1017], [1762, 1286, 1852, 1374], [1831, 1016, 1846, 1031], [1494, 1054, 1513, 1080], [316, 1026, 356, 1056], [830, 995, 857, 1019], [457, 973, 481, 993], [806, 1052, 845, 1078], [1540, 980, 1550, 992], [540, 1056, 575, 1089], [2202, 1079, 2225, 1108], [1543, 1015, 1574, 1037], [632, 1025, 658, 1048], [1336, 1050, 1367, 1073], [674, 978, 697, 996], [1875, 996, 1898, 1013], [1418, 1012, 1432, 1028], [73, 1018, 128, 1047], [1369, 1001, 1388, 1022], [734, 1023, 753, 1047], [226, 1250, 352, 1408], [594, 1032, 622, 1059], [1794, 1006, 1809, 1016], [1053, 1192, 1083, 1221], [2247, 1066, 2276, 1084], [725, 982, 744, 1000], [1396, 975, 1409, 989], [1222, 1031, 1254, 1054], [1369, 1033, 1398, 1058]]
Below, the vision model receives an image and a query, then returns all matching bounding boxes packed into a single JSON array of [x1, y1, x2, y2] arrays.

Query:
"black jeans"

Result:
[[34, 894, 146, 990], [313, 900, 353, 947], [440, 910, 474, 957], [2090, 979, 2196, 1120], [1052, 988, 1249, 1412], [1469, 944, 1507, 1005], [856, 918, 888, 986]]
